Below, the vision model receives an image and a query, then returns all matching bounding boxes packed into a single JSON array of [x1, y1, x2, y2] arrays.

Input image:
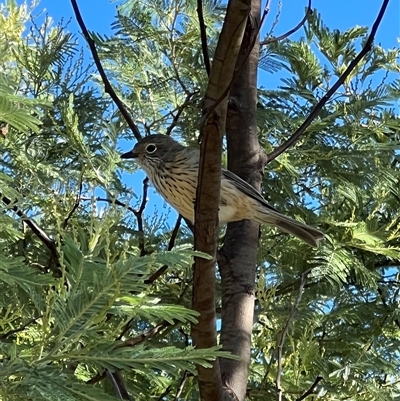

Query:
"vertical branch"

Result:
[[218, 0, 262, 399], [135, 178, 149, 257], [192, 0, 251, 400], [63, 170, 84, 229]]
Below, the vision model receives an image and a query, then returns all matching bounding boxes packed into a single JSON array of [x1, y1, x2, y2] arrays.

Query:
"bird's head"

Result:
[[121, 134, 184, 172]]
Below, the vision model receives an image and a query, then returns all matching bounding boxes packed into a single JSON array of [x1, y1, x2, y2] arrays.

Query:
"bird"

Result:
[[121, 134, 324, 247]]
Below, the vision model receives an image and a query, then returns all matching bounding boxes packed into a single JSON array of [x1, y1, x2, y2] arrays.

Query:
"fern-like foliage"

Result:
[[1, 1, 400, 400]]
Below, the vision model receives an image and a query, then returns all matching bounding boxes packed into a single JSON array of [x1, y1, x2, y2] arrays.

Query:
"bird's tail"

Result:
[[252, 204, 324, 247]]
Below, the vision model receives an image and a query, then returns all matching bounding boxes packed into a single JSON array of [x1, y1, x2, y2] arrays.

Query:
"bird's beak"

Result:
[[121, 150, 139, 159]]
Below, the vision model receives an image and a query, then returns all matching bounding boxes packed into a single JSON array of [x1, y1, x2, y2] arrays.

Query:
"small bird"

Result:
[[121, 134, 324, 247]]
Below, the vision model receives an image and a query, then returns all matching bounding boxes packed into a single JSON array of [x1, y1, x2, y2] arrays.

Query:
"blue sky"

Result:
[[23, 0, 400, 229], [32, 0, 399, 116], [36, 0, 399, 48]]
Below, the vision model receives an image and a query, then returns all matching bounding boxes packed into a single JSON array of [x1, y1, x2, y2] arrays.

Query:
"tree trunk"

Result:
[[192, 1, 251, 400], [219, 1, 264, 400]]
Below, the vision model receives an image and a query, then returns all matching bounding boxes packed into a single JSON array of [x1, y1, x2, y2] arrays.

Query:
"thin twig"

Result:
[[296, 376, 323, 401], [196, 0, 211, 76], [165, 91, 199, 136], [260, 0, 312, 45], [89, 321, 172, 385], [156, 385, 172, 401], [136, 178, 149, 256], [80, 196, 139, 216], [145, 215, 183, 284], [265, 0, 271, 14], [276, 270, 310, 401], [116, 321, 169, 348], [80, 178, 149, 256], [86, 371, 106, 385], [266, 0, 390, 163], [174, 371, 189, 401], [117, 317, 135, 341], [63, 171, 84, 229], [267, 0, 282, 37], [0, 315, 43, 340], [70, 0, 142, 141], [1, 195, 59, 261], [106, 370, 132, 400]]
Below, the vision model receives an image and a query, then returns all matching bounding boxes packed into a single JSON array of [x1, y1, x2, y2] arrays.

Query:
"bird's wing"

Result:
[[222, 169, 280, 213]]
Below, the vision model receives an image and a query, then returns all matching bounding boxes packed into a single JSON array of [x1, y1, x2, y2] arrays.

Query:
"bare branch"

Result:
[[1, 195, 59, 261], [174, 371, 189, 401], [106, 370, 132, 400], [276, 270, 310, 401], [296, 376, 323, 401], [266, 0, 390, 163], [218, 0, 263, 397], [265, 0, 271, 14], [70, 0, 142, 141], [80, 196, 138, 216], [197, 0, 211, 76], [136, 178, 149, 256], [260, 0, 312, 45]]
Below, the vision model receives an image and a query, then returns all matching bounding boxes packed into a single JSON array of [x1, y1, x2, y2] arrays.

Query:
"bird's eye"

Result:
[[145, 144, 157, 153]]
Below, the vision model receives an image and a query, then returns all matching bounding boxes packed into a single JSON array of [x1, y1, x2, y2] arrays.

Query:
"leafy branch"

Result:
[[145, 215, 183, 284], [80, 178, 149, 256], [276, 270, 310, 401], [266, 0, 390, 163], [70, 0, 142, 141], [0, 315, 43, 340]]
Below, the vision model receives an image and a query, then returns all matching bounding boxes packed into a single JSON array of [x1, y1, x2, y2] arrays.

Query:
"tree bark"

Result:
[[219, 1, 264, 400], [192, 1, 251, 400]]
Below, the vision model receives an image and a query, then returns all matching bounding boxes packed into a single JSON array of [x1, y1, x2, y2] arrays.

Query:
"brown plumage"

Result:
[[121, 135, 324, 247]]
